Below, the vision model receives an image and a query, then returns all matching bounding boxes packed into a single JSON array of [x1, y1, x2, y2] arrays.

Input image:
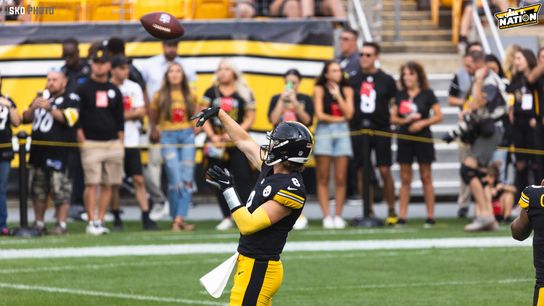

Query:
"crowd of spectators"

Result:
[[0, 27, 543, 235]]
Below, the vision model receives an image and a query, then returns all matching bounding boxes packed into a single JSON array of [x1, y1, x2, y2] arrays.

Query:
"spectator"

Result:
[[350, 42, 398, 224], [486, 54, 512, 185], [457, 0, 509, 52], [23, 69, 79, 235], [390, 61, 443, 227], [460, 51, 507, 232], [201, 58, 256, 231], [270, 0, 346, 18], [76, 46, 125, 235], [508, 49, 540, 200], [149, 62, 197, 232], [105, 37, 146, 92], [539, 47, 544, 64], [109, 56, 158, 231], [447, 41, 483, 219], [503, 44, 522, 81], [268, 68, 313, 127], [314, 61, 354, 229], [267, 68, 313, 230], [0, 72, 20, 236], [531, 47, 544, 179], [137, 40, 198, 220], [336, 28, 360, 78], [61, 38, 91, 94], [235, 0, 257, 18], [483, 163, 516, 223]]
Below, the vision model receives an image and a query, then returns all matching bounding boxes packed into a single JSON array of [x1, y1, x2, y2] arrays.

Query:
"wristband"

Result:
[[223, 187, 242, 211]]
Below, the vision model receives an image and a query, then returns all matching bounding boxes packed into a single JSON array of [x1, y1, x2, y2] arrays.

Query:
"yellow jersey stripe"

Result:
[[278, 189, 305, 202], [518, 199, 529, 209], [273, 194, 304, 210], [276, 192, 305, 205], [521, 192, 529, 200]]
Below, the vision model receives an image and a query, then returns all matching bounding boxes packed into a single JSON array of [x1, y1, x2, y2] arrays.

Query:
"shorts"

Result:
[[230, 253, 283, 306], [397, 139, 435, 164], [353, 131, 393, 167], [468, 127, 503, 166], [80, 139, 124, 185], [313, 122, 353, 157], [124, 148, 143, 177], [30, 167, 72, 205]]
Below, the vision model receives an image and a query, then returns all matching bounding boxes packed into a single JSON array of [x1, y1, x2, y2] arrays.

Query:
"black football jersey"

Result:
[[519, 185, 544, 284], [237, 164, 306, 260]]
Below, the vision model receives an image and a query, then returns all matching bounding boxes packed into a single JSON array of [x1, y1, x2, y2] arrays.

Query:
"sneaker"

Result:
[[293, 215, 309, 230], [333, 216, 347, 229], [323, 216, 335, 229], [423, 218, 435, 229], [113, 218, 124, 232], [86, 222, 110, 236], [502, 216, 514, 224], [386, 209, 398, 226], [457, 207, 469, 219], [216, 218, 233, 231], [49, 224, 67, 235], [32, 222, 47, 235], [395, 219, 407, 228], [143, 219, 159, 231], [0, 227, 10, 236], [464, 217, 496, 232], [150, 202, 170, 221]]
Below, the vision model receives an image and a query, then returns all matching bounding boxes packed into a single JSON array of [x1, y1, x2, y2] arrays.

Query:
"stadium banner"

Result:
[[0, 20, 335, 134]]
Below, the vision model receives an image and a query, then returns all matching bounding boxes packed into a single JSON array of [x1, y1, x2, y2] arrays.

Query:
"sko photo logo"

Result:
[[494, 3, 542, 29], [0, 0, 55, 17]]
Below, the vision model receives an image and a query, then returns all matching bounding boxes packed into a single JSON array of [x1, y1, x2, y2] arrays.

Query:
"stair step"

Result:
[[381, 29, 452, 41], [381, 10, 431, 20], [381, 19, 437, 30], [381, 2, 418, 11], [381, 41, 457, 53]]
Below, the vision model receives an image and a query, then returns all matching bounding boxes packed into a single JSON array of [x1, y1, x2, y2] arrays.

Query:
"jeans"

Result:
[[0, 161, 11, 228], [160, 129, 195, 219]]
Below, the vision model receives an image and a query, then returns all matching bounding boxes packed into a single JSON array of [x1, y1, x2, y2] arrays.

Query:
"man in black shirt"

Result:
[[22, 69, 79, 235], [350, 42, 398, 224], [76, 47, 125, 235]]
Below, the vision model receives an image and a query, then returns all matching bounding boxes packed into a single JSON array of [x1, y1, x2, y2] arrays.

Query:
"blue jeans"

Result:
[[0, 161, 11, 228], [160, 129, 195, 219]]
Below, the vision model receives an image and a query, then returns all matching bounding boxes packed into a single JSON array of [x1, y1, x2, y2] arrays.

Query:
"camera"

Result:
[[442, 113, 478, 144]]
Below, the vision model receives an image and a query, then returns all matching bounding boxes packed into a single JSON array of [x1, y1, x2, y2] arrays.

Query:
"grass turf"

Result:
[[0, 218, 536, 305]]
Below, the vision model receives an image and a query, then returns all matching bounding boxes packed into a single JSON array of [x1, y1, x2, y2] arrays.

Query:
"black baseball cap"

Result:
[[111, 56, 129, 68], [91, 46, 110, 63]]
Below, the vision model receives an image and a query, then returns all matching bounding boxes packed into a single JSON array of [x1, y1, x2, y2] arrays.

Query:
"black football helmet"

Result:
[[261, 121, 314, 166]]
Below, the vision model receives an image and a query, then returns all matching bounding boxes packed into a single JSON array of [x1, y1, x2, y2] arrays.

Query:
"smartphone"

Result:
[[36, 91, 43, 98], [285, 81, 294, 91]]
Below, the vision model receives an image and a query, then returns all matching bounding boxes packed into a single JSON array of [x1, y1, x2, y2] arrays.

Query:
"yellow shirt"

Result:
[[151, 90, 197, 131]]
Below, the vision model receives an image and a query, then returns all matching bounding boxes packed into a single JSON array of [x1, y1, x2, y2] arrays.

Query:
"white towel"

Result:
[[200, 252, 239, 299]]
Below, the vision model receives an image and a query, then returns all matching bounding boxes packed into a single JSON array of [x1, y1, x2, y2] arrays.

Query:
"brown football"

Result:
[[140, 12, 184, 40]]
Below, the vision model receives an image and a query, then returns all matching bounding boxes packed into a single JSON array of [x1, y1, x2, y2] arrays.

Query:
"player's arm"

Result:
[[192, 107, 262, 170], [511, 209, 531, 241]]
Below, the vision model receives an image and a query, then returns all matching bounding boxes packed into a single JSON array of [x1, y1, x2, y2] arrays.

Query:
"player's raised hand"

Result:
[[190, 106, 220, 127], [206, 165, 234, 191]]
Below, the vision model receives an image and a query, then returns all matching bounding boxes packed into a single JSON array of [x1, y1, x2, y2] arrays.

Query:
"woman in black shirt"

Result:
[[268, 69, 313, 127], [201, 59, 256, 231], [391, 61, 443, 227], [508, 49, 539, 198]]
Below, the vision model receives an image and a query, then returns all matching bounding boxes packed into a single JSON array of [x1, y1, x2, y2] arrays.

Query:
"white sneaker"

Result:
[[216, 218, 233, 231], [150, 203, 168, 221], [333, 216, 347, 229], [323, 216, 334, 229], [86, 222, 109, 236], [293, 215, 309, 230]]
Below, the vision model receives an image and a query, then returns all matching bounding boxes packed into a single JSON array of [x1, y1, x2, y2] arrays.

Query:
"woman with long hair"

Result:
[[508, 49, 539, 200], [149, 62, 197, 231], [391, 61, 443, 227], [201, 58, 256, 230], [313, 61, 354, 229]]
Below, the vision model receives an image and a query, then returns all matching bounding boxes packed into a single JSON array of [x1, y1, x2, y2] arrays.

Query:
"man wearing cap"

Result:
[[75, 47, 125, 235], [22, 68, 80, 235], [109, 56, 158, 231]]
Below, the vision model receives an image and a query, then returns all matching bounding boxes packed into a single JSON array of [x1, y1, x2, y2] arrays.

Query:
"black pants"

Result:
[[513, 119, 540, 199], [208, 148, 255, 218], [69, 150, 84, 207]]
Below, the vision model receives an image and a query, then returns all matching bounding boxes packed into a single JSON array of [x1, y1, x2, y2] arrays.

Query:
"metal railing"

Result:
[[479, 0, 505, 60], [349, 0, 373, 43]]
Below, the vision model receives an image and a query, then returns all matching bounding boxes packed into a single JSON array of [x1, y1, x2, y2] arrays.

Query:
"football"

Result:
[[140, 12, 184, 40]]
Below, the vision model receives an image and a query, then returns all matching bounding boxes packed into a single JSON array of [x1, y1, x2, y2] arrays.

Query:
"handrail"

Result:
[[472, 0, 491, 54], [351, 0, 373, 42], [480, 0, 505, 60]]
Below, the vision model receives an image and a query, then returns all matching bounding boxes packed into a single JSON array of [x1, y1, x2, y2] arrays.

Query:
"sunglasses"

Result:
[[340, 36, 354, 41], [360, 53, 375, 58]]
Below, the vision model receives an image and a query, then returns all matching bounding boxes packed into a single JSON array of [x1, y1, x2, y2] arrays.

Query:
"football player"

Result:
[[511, 180, 544, 306], [192, 106, 313, 305]]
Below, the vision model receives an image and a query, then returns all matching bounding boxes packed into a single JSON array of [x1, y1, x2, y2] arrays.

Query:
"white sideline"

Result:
[[0, 237, 531, 260], [0, 283, 225, 306]]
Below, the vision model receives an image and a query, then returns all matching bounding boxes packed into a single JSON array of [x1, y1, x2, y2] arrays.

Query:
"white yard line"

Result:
[[0, 282, 226, 305], [0, 237, 531, 260]]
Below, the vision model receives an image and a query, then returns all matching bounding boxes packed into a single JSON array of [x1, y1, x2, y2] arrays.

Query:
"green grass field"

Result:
[[0, 219, 535, 305]]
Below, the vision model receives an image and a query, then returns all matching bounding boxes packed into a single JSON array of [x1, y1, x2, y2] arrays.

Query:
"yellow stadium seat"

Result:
[[31, 0, 82, 22], [86, 0, 132, 21], [132, 0, 191, 20], [192, 0, 230, 19]]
